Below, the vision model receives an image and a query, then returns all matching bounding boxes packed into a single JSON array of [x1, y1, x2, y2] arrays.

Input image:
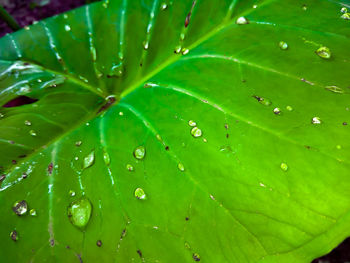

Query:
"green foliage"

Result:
[[1, 0, 350, 262]]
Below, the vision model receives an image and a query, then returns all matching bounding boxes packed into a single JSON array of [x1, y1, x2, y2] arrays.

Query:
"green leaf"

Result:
[[1, 0, 350, 262]]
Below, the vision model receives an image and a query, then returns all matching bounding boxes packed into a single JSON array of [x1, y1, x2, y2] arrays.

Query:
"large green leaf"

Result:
[[1, 0, 350, 262]]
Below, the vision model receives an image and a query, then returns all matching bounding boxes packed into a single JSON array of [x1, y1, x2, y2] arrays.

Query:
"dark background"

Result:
[[0, 0, 349, 262]]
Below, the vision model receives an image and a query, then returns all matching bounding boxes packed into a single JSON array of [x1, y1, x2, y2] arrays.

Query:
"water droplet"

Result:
[[29, 208, 37, 216], [192, 253, 201, 261], [109, 63, 124, 77], [191, 127, 202, 138], [182, 48, 189, 55], [188, 120, 197, 127], [143, 41, 149, 50], [12, 200, 28, 216], [316, 46, 331, 59], [29, 130, 37, 136], [341, 13, 350, 19], [174, 45, 182, 54], [133, 146, 146, 160], [178, 163, 185, 172], [253, 96, 271, 106], [236, 17, 249, 25], [126, 164, 134, 171], [24, 120, 31, 126], [69, 190, 76, 197], [83, 150, 95, 169], [67, 197, 93, 229], [180, 33, 185, 41], [0, 113, 4, 118], [10, 230, 18, 241], [64, 25, 71, 32], [286, 105, 293, 111], [273, 107, 281, 115], [312, 117, 322, 124], [103, 151, 110, 166], [253, 4, 258, 8], [302, 4, 307, 11], [134, 188, 146, 200], [280, 163, 288, 171], [341, 7, 348, 13], [161, 3, 168, 10], [75, 141, 82, 147], [96, 240, 102, 247], [220, 145, 233, 153], [119, 111, 124, 116], [279, 41, 288, 50], [325, 85, 344, 93]]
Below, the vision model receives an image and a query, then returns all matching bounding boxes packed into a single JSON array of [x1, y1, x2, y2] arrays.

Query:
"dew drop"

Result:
[[119, 111, 124, 116], [191, 127, 202, 138], [180, 33, 185, 41], [236, 17, 249, 25], [161, 3, 168, 10], [341, 7, 348, 13], [64, 25, 71, 32], [103, 151, 111, 166], [182, 48, 189, 55], [24, 120, 32, 126], [67, 197, 92, 229], [29, 130, 37, 136], [134, 188, 146, 200], [279, 41, 288, 50], [311, 117, 322, 124], [302, 4, 307, 11], [188, 120, 197, 127], [178, 163, 185, 172], [174, 45, 182, 54], [83, 150, 95, 169], [341, 13, 350, 20], [133, 146, 146, 160], [29, 208, 37, 216], [143, 41, 149, 50], [280, 163, 288, 171], [273, 107, 281, 115], [325, 85, 344, 94], [126, 164, 134, 171], [316, 46, 331, 59], [69, 190, 76, 197], [253, 96, 271, 106], [192, 253, 201, 262], [12, 200, 28, 216], [10, 230, 18, 242], [0, 113, 4, 118], [286, 105, 293, 111], [75, 141, 82, 147]]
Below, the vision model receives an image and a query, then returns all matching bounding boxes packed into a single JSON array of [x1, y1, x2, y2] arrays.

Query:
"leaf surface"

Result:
[[1, 0, 350, 262]]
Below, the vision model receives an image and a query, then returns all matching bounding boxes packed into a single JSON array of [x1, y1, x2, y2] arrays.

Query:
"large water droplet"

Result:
[[133, 146, 146, 160], [174, 45, 182, 54], [69, 190, 76, 197], [279, 41, 288, 50], [83, 150, 95, 169], [67, 197, 93, 229], [236, 17, 249, 25], [316, 46, 331, 59], [134, 188, 146, 200], [341, 7, 348, 13], [280, 163, 288, 171], [325, 85, 344, 94], [161, 2, 168, 10], [182, 48, 189, 55], [311, 117, 322, 124], [12, 200, 28, 216], [10, 230, 18, 242], [191, 127, 202, 138], [143, 41, 149, 50]]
